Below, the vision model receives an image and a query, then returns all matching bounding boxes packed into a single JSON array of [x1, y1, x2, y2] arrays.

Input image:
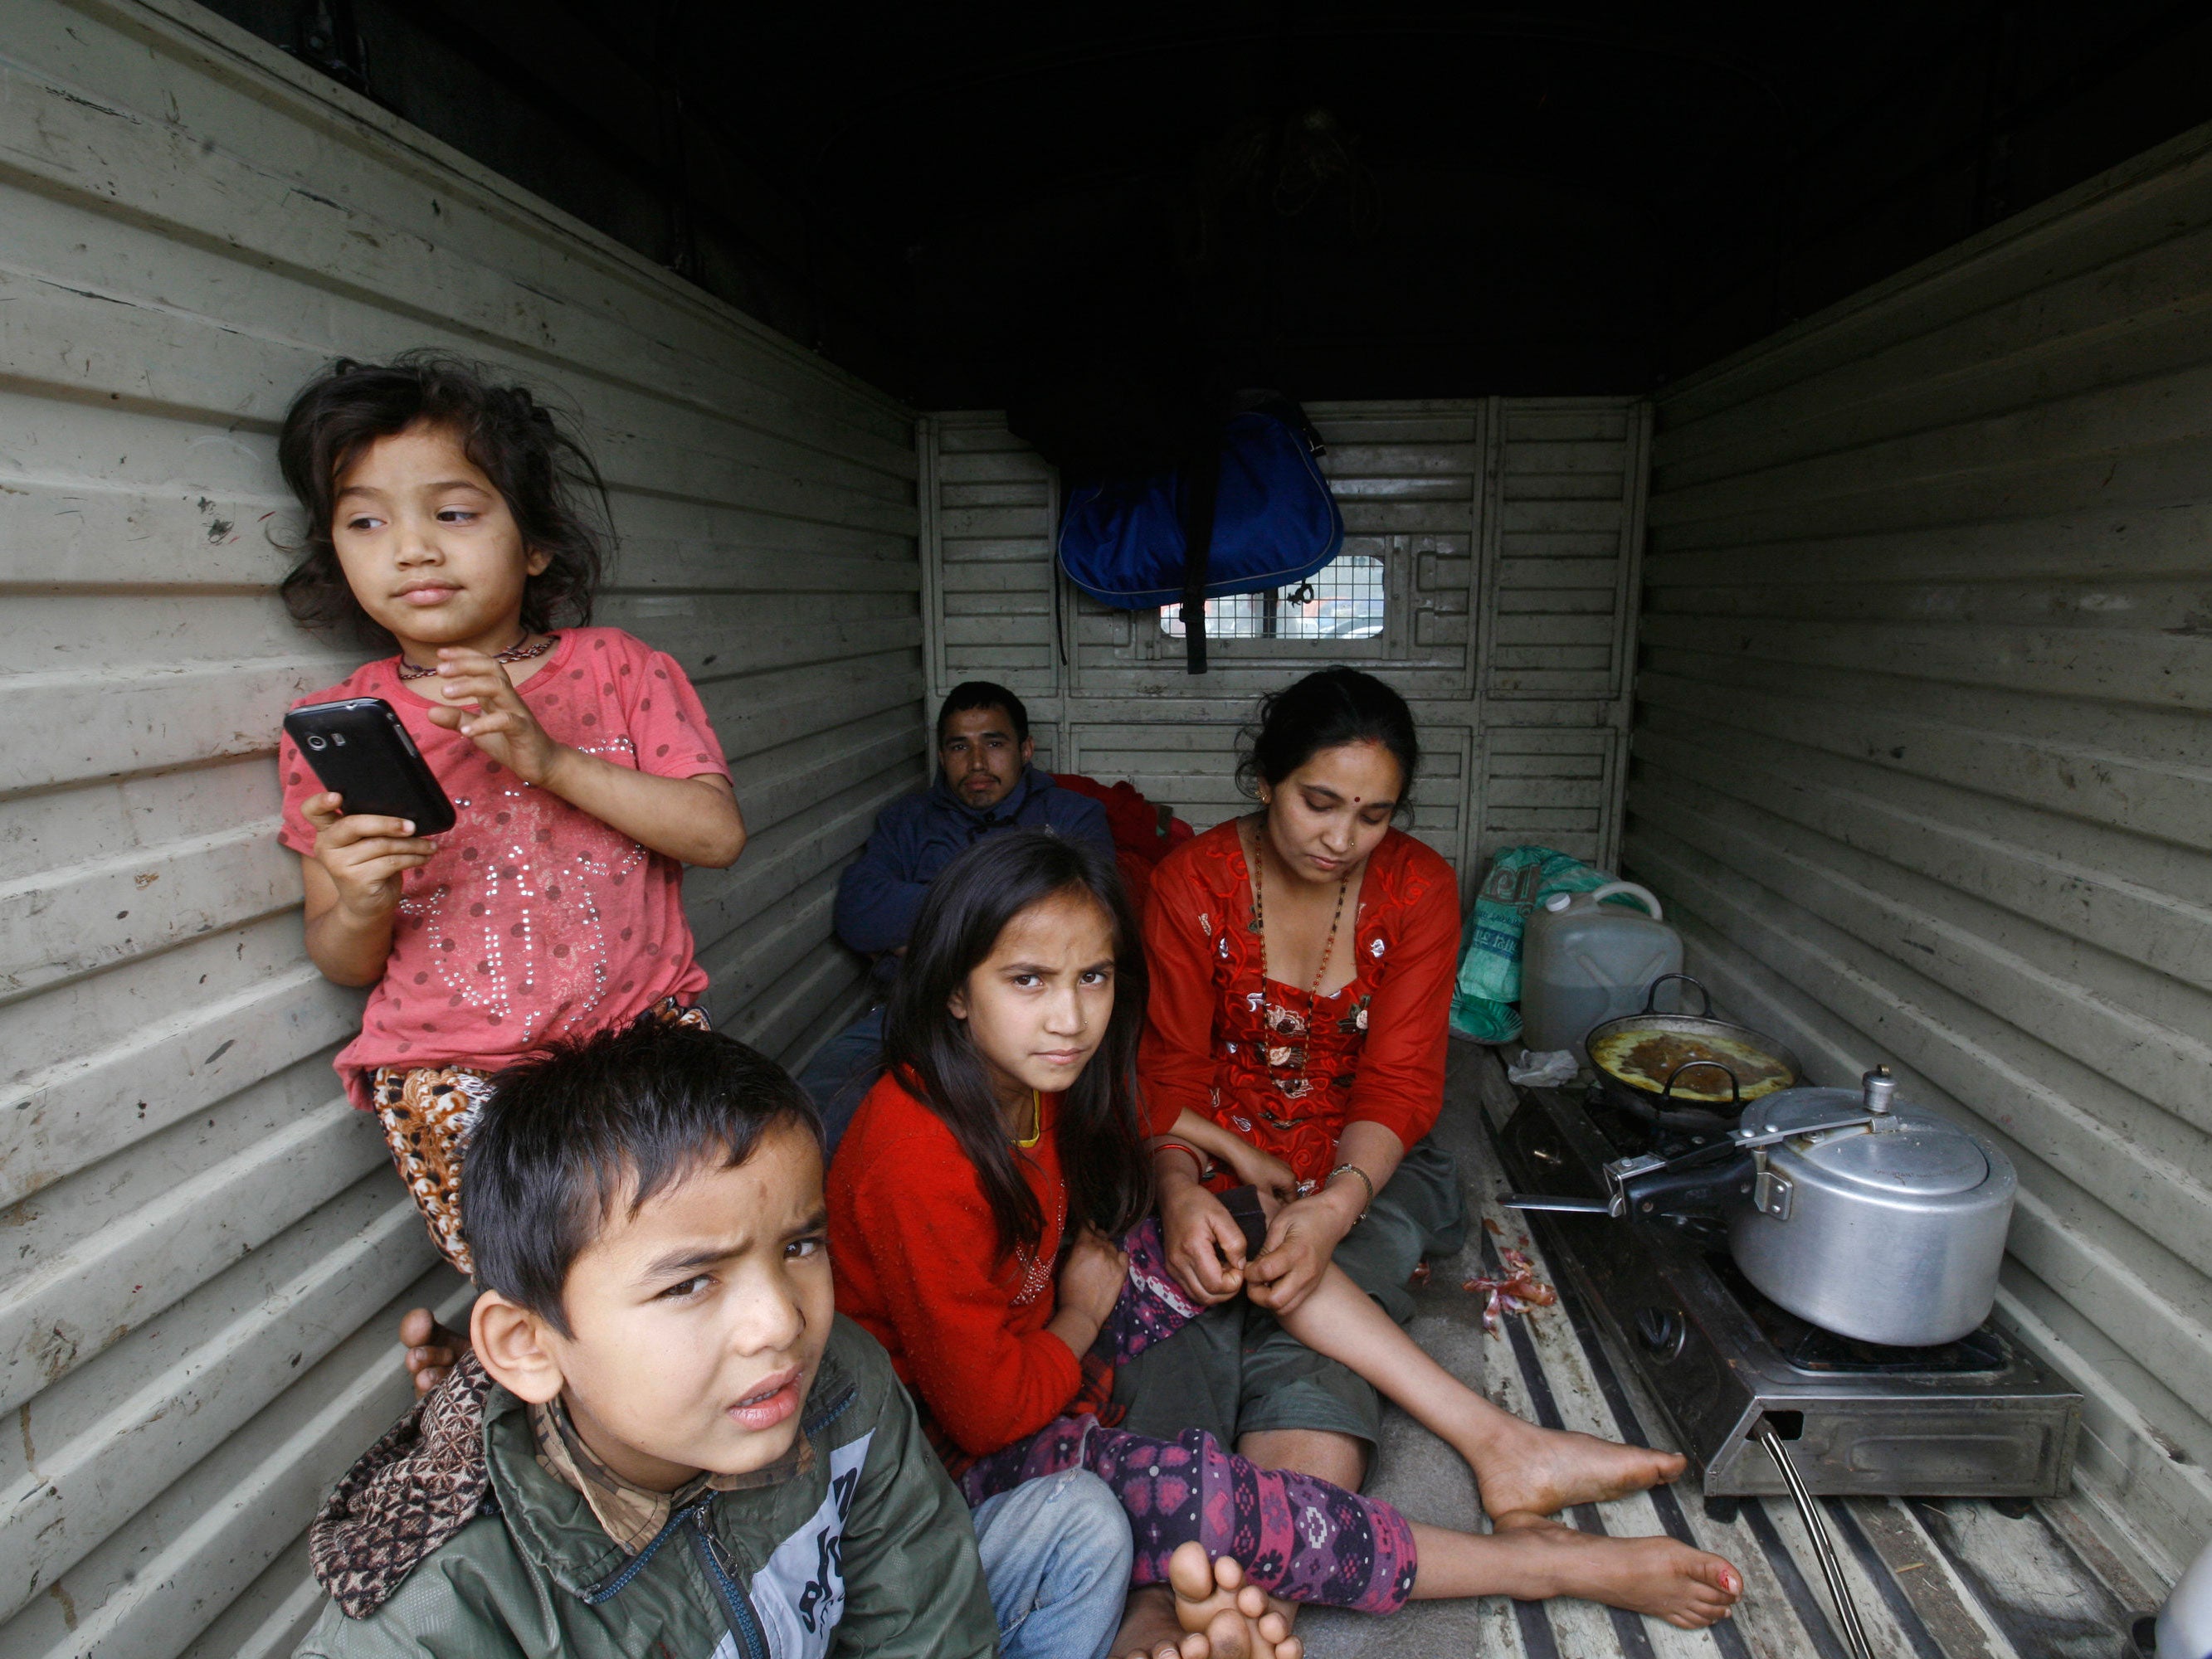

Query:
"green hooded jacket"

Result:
[[295, 1316, 996, 1657]]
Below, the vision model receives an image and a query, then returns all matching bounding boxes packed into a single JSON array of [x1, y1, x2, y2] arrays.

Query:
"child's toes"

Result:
[[1213, 1553, 1246, 1596], [1167, 1540, 1218, 1603], [1201, 1608, 1252, 1659], [1234, 1583, 1269, 1621]]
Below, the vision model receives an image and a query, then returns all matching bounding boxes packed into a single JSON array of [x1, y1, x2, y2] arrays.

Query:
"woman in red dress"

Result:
[[1126, 668, 1683, 1536]]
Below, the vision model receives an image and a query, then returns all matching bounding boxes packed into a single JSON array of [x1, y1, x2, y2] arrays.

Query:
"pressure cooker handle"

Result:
[[1640, 971, 1713, 1019], [1616, 1149, 1755, 1219], [1508, 1144, 1757, 1223]]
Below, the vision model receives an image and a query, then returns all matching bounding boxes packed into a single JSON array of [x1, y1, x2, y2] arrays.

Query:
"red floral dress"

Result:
[[1138, 819, 1461, 1186]]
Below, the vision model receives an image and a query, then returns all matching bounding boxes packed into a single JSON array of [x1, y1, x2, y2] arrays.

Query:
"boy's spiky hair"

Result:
[[461, 1022, 821, 1335]]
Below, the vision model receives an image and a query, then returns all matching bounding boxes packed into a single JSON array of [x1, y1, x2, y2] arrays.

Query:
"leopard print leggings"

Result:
[[369, 998, 710, 1277]]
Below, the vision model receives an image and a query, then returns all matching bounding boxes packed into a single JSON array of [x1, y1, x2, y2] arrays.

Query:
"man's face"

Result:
[[543, 1121, 836, 1491], [939, 705, 1032, 812]]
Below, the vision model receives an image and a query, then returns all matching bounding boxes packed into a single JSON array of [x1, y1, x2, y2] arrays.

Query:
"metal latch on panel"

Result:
[[1752, 1150, 1793, 1221]]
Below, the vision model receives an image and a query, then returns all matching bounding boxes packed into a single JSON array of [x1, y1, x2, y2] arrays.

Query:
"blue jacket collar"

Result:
[[928, 762, 1050, 828]]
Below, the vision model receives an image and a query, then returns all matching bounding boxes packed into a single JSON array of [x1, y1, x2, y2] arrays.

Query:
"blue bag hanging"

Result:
[[1057, 409, 1344, 672]]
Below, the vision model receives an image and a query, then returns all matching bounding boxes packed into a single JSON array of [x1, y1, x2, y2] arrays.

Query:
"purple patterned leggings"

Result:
[[957, 1222, 1420, 1616]]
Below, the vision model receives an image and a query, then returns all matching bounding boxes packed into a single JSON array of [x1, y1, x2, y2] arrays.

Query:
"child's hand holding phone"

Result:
[[300, 793, 437, 919], [284, 695, 453, 940]]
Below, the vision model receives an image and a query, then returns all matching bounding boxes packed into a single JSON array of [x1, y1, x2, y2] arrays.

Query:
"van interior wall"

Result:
[[0, 5, 922, 1655], [1630, 119, 2212, 1588], [923, 400, 1648, 888]]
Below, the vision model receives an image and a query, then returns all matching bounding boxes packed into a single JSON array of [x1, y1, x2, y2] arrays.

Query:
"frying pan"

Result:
[[1584, 974, 1804, 1134]]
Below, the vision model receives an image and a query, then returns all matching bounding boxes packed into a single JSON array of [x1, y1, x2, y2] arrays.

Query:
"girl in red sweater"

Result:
[[829, 832, 1740, 1658]]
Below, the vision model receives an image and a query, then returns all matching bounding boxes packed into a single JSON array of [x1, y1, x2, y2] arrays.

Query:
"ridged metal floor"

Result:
[[1294, 1043, 2153, 1659]]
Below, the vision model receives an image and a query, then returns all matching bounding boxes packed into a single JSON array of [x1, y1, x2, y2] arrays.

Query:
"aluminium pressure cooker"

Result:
[[1510, 1067, 2018, 1347]]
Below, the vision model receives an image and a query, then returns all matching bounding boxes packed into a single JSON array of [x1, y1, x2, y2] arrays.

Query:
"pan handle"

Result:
[[1660, 1058, 1742, 1104], [1502, 1193, 1615, 1215], [1640, 971, 1713, 1018]]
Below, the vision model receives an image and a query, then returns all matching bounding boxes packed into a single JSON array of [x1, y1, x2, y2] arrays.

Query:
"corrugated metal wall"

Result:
[[921, 398, 1649, 889], [0, 2, 921, 1653], [1630, 121, 2212, 1587]]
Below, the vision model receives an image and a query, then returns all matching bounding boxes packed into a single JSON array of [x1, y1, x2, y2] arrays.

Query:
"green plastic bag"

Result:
[[1449, 845, 1611, 1043]]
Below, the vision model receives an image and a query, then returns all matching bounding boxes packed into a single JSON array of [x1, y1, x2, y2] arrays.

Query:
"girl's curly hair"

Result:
[[276, 352, 608, 647]]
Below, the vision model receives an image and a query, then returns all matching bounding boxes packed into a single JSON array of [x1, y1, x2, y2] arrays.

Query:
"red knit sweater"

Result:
[[828, 1072, 1079, 1459]]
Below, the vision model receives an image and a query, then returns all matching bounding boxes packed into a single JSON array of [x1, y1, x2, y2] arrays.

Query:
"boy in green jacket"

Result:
[[296, 1022, 1001, 1658]]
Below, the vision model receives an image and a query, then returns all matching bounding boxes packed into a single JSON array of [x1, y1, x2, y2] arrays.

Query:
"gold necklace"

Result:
[[1247, 821, 1350, 1085]]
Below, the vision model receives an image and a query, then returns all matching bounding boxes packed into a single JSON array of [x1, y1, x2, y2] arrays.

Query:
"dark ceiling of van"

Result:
[[212, 0, 2212, 411]]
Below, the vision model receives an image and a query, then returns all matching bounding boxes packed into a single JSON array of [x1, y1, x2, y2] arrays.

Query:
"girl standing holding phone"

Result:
[[272, 354, 743, 1296]]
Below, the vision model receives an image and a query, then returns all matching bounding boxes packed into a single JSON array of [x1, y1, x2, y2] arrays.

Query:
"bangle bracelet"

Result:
[[1326, 1162, 1376, 1220], [1152, 1140, 1210, 1180]]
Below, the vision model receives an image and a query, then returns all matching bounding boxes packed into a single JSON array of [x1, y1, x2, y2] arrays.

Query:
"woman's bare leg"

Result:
[[1125, 1446, 1737, 1633], [1411, 1515, 1741, 1628], [1274, 1267, 1684, 1518]]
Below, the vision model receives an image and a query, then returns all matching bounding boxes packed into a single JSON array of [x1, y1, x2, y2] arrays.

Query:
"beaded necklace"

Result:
[[1247, 820, 1351, 1090], [395, 631, 558, 681]]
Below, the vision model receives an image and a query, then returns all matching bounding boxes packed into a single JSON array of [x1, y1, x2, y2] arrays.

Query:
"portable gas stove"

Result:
[[1494, 1082, 2081, 1506]]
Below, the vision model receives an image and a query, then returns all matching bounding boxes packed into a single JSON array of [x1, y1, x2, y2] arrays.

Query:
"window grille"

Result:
[[1158, 554, 1385, 640]]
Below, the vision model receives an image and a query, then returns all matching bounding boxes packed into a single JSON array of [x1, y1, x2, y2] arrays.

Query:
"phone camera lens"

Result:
[[306, 734, 327, 750]]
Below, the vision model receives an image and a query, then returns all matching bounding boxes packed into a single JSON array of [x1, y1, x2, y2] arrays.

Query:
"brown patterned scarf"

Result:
[[309, 1355, 498, 1619], [310, 1355, 821, 1618]]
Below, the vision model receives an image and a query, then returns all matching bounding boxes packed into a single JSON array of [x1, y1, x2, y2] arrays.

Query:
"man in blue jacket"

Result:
[[800, 681, 1113, 1148]]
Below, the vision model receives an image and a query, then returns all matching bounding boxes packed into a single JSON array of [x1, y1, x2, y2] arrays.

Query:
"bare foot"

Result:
[[1159, 1541, 1303, 1659], [1113, 1586, 1207, 1659], [1488, 1513, 1741, 1629], [1468, 1418, 1686, 1520], [400, 1306, 469, 1397]]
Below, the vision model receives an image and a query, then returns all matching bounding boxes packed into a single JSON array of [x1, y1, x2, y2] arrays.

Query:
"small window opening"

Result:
[[1159, 553, 1384, 641]]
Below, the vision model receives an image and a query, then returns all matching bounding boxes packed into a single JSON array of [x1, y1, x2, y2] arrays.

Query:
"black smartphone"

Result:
[[282, 697, 457, 835]]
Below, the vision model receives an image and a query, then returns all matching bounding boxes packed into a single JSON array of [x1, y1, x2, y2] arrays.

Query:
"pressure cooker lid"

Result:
[[1752, 1087, 1990, 1197]]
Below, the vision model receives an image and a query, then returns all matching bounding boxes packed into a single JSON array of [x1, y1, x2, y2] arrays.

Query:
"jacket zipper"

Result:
[[688, 1506, 768, 1659], [577, 1383, 858, 1648]]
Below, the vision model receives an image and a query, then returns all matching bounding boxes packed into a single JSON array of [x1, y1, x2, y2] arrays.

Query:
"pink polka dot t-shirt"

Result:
[[278, 627, 730, 1106]]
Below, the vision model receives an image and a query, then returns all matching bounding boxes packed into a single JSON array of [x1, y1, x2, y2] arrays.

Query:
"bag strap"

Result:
[[1176, 434, 1221, 675]]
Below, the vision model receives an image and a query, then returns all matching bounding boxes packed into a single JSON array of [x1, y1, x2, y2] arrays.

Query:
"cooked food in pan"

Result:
[[1591, 1029, 1793, 1102]]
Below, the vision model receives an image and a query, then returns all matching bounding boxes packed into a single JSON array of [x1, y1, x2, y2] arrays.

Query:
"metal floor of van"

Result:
[[1293, 1044, 2153, 1659]]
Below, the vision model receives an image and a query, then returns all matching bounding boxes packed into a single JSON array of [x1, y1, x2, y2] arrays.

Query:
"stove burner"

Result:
[[1495, 1082, 2082, 1498], [1704, 1252, 2013, 1374]]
